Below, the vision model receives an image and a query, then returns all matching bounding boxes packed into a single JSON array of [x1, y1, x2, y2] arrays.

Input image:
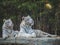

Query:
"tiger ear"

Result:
[[27, 15, 31, 18], [8, 18, 11, 21], [3, 19, 6, 22], [27, 15, 30, 17], [22, 16, 25, 20]]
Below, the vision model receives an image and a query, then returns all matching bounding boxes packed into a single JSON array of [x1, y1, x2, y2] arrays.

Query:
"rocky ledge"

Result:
[[0, 37, 60, 45]]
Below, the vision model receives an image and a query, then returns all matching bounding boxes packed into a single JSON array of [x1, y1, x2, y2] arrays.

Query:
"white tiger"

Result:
[[2, 19, 18, 39], [15, 15, 36, 38]]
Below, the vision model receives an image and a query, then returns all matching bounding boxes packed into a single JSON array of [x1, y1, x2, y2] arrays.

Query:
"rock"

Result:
[[0, 37, 60, 45]]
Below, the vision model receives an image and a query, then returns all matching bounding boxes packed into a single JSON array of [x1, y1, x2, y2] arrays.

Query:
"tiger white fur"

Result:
[[16, 15, 57, 38], [15, 15, 36, 38], [2, 19, 18, 39]]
